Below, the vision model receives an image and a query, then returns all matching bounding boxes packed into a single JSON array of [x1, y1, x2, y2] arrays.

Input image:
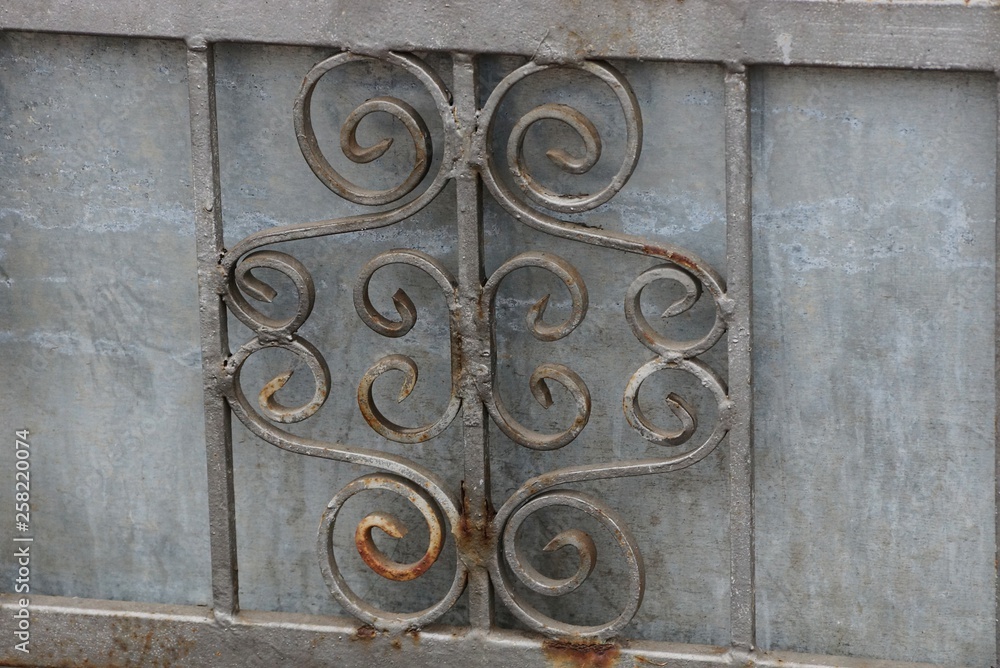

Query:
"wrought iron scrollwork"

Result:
[[354, 249, 462, 443], [219, 52, 467, 631], [479, 251, 591, 451], [218, 51, 733, 639]]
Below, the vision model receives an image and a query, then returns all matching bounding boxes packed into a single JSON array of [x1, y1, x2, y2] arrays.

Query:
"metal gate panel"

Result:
[[0, 1, 997, 667]]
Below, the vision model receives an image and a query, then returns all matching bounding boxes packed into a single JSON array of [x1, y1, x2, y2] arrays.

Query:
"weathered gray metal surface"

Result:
[[0, 32, 212, 606], [0, 1, 997, 667], [0, 595, 952, 668], [1, 0, 999, 70], [752, 67, 997, 666]]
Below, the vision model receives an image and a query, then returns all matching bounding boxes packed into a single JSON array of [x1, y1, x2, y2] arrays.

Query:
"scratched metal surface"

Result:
[[0, 32, 212, 605], [752, 67, 997, 666]]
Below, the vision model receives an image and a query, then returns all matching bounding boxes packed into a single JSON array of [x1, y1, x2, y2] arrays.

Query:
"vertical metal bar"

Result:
[[994, 69, 1000, 668], [187, 39, 239, 622], [453, 52, 494, 630], [725, 65, 755, 651]]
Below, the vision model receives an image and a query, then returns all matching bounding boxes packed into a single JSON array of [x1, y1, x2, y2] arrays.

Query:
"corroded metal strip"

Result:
[[995, 70, 1000, 668], [2, 0, 998, 70], [725, 67, 755, 652], [452, 52, 495, 630], [186, 40, 238, 622], [0, 594, 959, 668]]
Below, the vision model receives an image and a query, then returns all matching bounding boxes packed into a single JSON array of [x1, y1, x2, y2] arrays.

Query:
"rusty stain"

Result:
[[542, 638, 621, 668], [405, 627, 422, 645], [354, 624, 379, 641], [354, 506, 443, 581], [454, 481, 495, 567], [94, 617, 196, 668], [392, 638, 403, 649], [635, 657, 669, 666]]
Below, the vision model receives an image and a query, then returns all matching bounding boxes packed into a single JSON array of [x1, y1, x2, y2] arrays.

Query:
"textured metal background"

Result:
[[0, 1, 998, 666], [0, 32, 212, 606]]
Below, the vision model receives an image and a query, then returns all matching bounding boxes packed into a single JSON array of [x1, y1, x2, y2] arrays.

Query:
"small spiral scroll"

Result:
[[227, 250, 316, 341], [481, 60, 642, 215], [480, 252, 591, 450], [318, 472, 466, 628], [227, 335, 331, 424], [223, 249, 331, 423], [491, 489, 644, 639], [624, 356, 730, 459], [625, 264, 726, 359], [295, 54, 435, 206], [354, 249, 462, 443]]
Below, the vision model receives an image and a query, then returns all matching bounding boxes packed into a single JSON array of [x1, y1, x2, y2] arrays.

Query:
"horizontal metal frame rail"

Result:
[[0, 596, 947, 668], [0, 2, 998, 668], [1, 0, 999, 70]]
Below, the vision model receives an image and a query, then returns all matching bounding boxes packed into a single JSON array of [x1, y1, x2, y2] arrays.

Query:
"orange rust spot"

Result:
[[543, 639, 621, 668], [354, 625, 378, 641], [392, 638, 403, 650], [635, 656, 670, 666], [355, 510, 442, 582], [454, 481, 495, 567], [406, 627, 421, 645]]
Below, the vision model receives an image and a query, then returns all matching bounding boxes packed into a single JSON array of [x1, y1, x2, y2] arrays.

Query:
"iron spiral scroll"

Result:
[[218, 51, 732, 639]]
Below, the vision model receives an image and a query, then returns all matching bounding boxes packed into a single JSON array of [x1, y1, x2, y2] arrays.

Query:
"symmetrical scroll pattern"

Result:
[[218, 52, 732, 639]]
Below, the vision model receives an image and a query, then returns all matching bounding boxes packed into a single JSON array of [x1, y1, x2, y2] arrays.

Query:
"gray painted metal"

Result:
[[0, 1, 996, 667], [0, 595, 950, 668], [1, 0, 999, 70]]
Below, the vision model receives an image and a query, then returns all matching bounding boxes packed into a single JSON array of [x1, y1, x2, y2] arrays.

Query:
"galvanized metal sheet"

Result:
[[0, 32, 212, 607], [752, 66, 997, 666]]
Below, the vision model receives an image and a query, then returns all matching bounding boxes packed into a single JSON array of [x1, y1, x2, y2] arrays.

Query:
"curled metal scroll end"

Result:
[[661, 277, 702, 318], [295, 64, 434, 205], [322, 474, 450, 599], [480, 60, 640, 217], [359, 353, 419, 405], [357, 353, 461, 443], [391, 288, 417, 332], [530, 374, 554, 409], [624, 372, 698, 447], [229, 250, 316, 338], [623, 357, 730, 454], [543, 529, 598, 587], [525, 293, 551, 338], [507, 101, 610, 212], [258, 369, 293, 415], [341, 98, 399, 164], [354, 509, 442, 582], [234, 336, 331, 425], [240, 268, 278, 303], [494, 489, 644, 637], [625, 264, 723, 358], [485, 362, 590, 451], [358, 511, 408, 540], [355, 249, 458, 339], [485, 251, 588, 343], [257, 367, 328, 424], [661, 392, 698, 446]]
